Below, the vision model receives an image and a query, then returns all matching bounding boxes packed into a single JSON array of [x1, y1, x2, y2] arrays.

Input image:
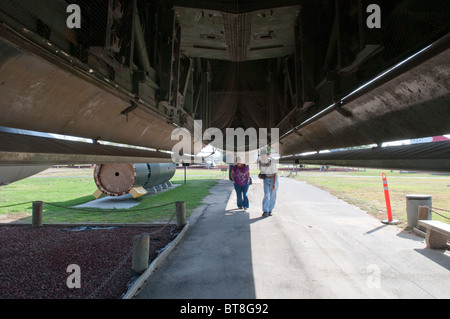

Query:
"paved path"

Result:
[[136, 176, 450, 299]]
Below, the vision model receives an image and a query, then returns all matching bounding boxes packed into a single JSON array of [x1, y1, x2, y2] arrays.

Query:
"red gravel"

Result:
[[0, 225, 183, 299]]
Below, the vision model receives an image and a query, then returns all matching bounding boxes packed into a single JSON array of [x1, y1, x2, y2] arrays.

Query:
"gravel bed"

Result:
[[0, 224, 183, 299]]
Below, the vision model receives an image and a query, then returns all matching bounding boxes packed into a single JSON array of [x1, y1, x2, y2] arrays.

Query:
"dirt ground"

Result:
[[0, 224, 183, 299]]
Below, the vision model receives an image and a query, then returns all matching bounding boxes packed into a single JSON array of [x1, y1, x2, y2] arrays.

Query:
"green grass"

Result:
[[0, 167, 222, 224], [0, 177, 97, 215], [289, 167, 450, 226], [5, 166, 449, 227]]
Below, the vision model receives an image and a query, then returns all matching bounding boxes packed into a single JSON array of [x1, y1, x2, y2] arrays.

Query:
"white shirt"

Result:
[[259, 158, 277, 175]]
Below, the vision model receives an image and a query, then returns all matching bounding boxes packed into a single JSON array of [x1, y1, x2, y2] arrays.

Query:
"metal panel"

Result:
[[280, 141, 450, 172], [279, 40, 450, 156], [0, 34, 182, 153], [175, 5, 299, 61], [0, 132, 173, 165]]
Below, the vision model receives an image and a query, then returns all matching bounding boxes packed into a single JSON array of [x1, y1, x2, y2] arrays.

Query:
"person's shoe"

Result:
[[244, 207, 248, 211], [239, 207, 243, 209], [262, 212, 268, 217], [268, 211, 272, 216]]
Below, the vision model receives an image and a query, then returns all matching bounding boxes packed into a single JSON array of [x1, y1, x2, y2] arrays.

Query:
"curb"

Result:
[[121, 182, 231, 299], [121, 221, 190, 299], [0, 222, 177, 227]]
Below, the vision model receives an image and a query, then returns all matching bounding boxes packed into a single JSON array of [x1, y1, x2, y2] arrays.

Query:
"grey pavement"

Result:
[[135, 176, 450, 299]]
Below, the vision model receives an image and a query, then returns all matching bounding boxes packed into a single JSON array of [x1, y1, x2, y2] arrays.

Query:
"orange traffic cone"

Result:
[[381, 173, 399, 225]]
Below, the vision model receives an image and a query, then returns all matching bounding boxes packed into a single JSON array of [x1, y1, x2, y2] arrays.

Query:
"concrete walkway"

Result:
[[135, 176, 450, 299]]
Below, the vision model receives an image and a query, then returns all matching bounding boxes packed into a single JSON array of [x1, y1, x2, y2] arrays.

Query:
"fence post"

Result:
[[32, 201, 43, 228], [175, 201, 186, 227], [417, 206, 431, 232], [132, 235, 150, 275]]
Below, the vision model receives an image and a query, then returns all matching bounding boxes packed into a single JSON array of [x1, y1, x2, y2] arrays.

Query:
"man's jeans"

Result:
[[234, 183, 249, 208], [263, 177, 278, 212]]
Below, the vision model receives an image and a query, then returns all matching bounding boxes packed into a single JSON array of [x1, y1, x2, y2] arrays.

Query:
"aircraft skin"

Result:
[[0, 165, 51, 186], [0, 127, 52, 186]]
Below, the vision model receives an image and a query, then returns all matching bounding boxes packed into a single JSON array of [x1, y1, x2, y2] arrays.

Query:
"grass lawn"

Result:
[[289, 167, 450, 226], [3, 165, 449, 227], [0, 167, 223, 224]]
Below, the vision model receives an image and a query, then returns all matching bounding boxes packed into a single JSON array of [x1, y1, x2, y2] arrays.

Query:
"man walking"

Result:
[[258, 149, 278, 217]]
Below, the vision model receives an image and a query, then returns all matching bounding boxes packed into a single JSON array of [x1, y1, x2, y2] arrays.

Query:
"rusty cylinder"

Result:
[[93, 163, 176, 197]]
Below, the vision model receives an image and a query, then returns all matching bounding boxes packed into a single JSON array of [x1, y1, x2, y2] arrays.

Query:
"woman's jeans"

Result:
[[263, 177, 279, 212], [234, 183, 249, 208]]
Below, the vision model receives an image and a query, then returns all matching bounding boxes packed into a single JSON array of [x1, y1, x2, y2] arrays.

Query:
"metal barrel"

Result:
[[94, 163, 176, 197]]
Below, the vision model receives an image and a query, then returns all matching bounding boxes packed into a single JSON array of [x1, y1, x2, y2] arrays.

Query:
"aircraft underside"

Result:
[[0, 0, 449, 172]]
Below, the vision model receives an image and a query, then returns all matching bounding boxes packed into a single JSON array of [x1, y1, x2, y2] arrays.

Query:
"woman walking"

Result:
[[231, 157, 251, 210]]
